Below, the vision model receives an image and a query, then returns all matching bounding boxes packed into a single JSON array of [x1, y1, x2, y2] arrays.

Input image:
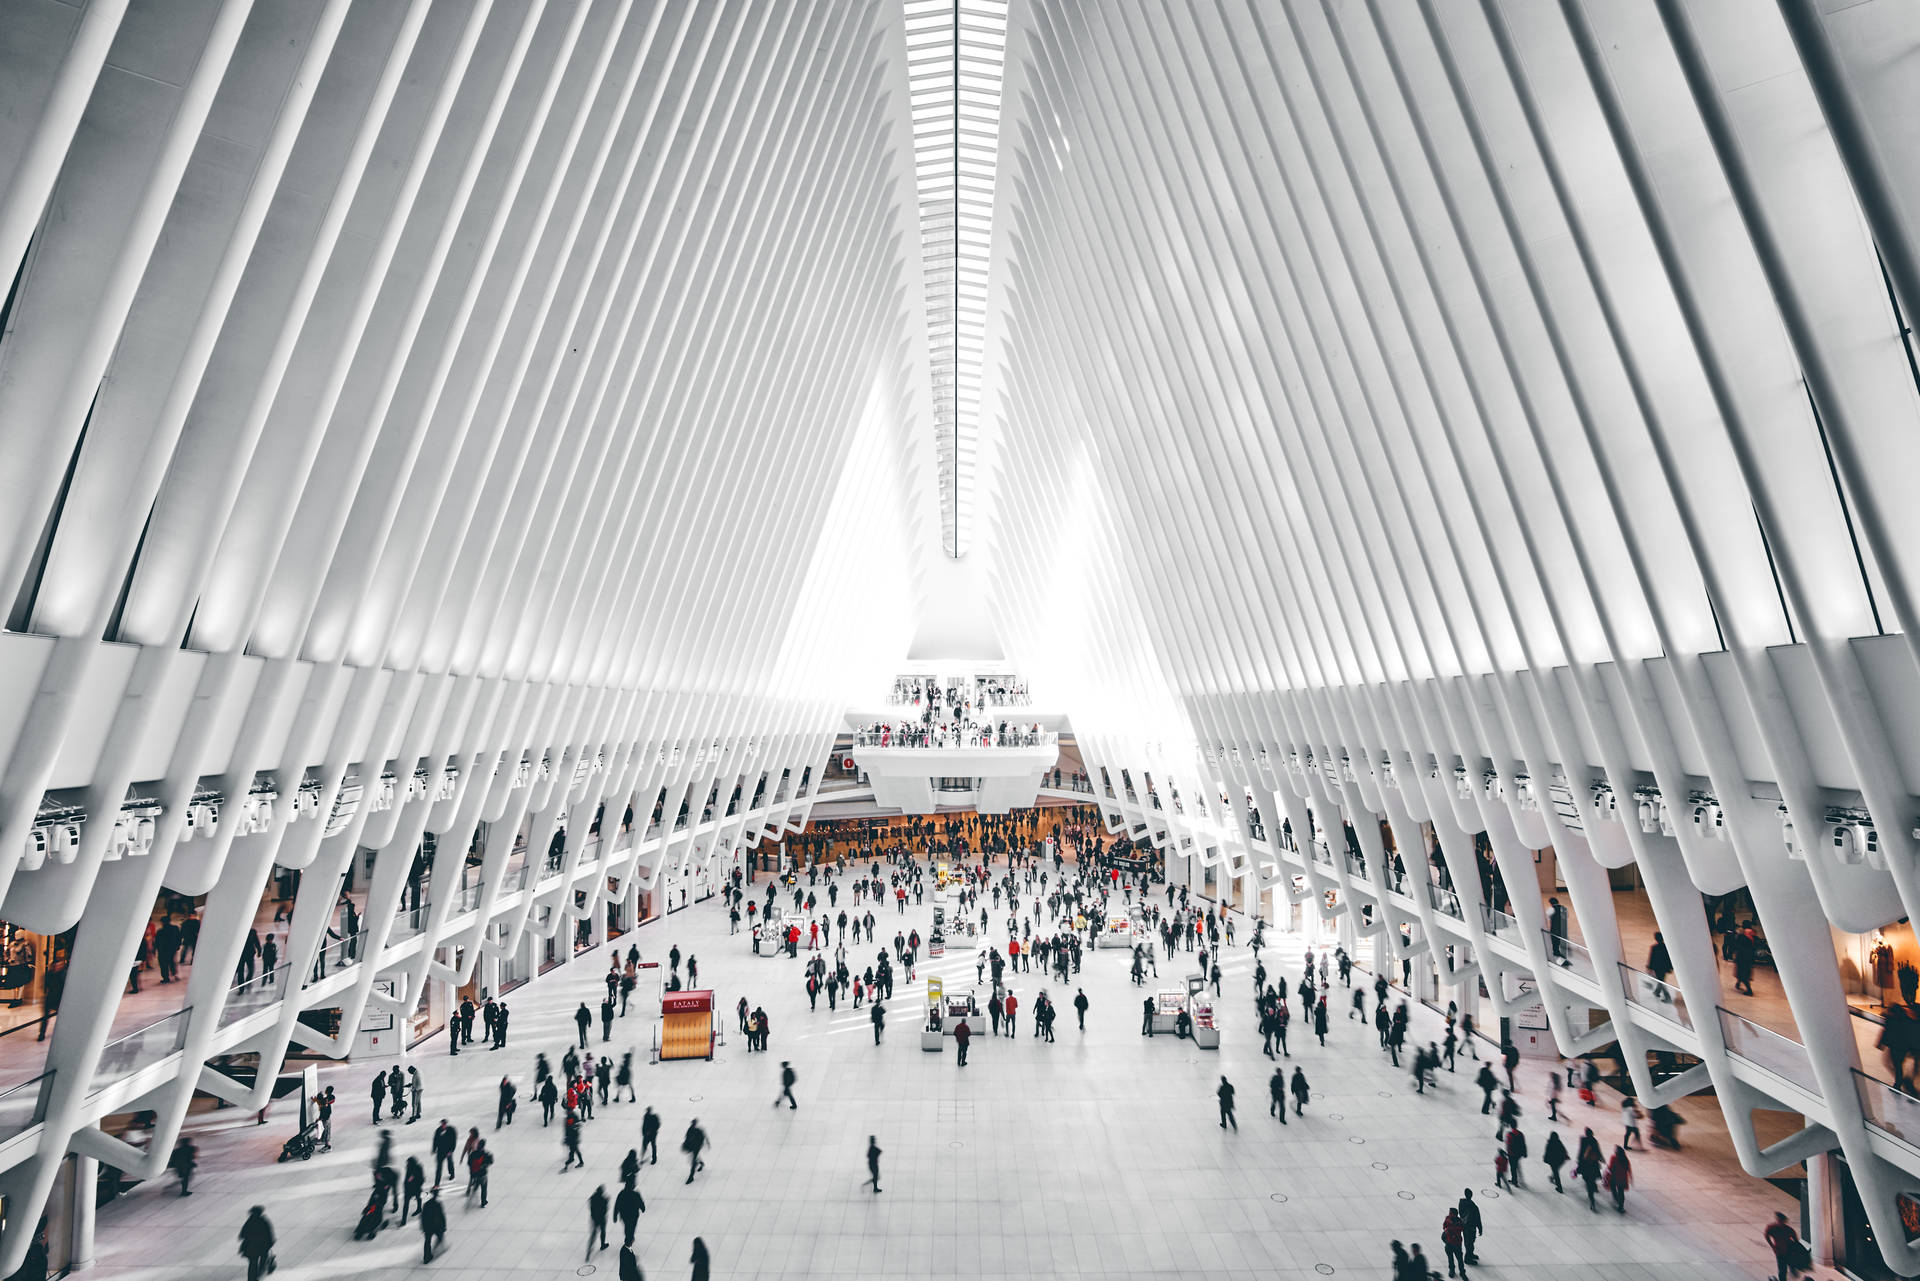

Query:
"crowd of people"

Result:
[[202, 806, 1806, 1281]]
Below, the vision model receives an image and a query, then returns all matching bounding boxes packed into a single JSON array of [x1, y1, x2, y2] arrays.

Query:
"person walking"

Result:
[[954, 1018, 970, 1067], [1543, 1130, 1569, 1193], [432, 1119, 458, 1185], [1073, 988, 1088, 1031], [496, 1077, 516, 1129], [682, 1119, 708, 1184], [575, 1003, 592, 1049], [641, 1107, 661, 1164], [1456, 1190, 1482, 1265], [1765, 1210, 1810, 1280], [562, 1113, 584, 1170], [776, 1061, 797, 1110], [1268, 1068, 1288, 1125], [1604, 1145, 1632, 1213], [614, 1180, 645, 1247], [466, 1138, 492, 1208], [1217, 1075, 1238, 1131], [1620, 1096, 1642, 1150], [1004, 991, 1019, 1037], [1142, 995, 1155, 1037], [162, 1135, 195, 1198], [1476, 1063, 1498, 1114], [1576, 1129, 1604, 1210], [691, 1237, 711, 1281], [1442, 1208, 1468, 1278], [1289, 1066, 1310, 1116], [870, 1000, 885, 1045], [238, 1206, 275, 1281], [863, 1135, 883, 1193], [586, 1186, 610, 1260], [418, 1188, 445, 1263]]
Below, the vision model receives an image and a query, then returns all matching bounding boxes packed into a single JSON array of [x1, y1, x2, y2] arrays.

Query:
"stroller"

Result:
[[351, 1192, 387, 1240], [276, 1123, 318, 1163]]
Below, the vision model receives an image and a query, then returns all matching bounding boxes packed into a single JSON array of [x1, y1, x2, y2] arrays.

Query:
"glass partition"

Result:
[[1717, 1007, 1818, 1094], [93, 1010, 190, 1093], [0, 1073, 51, 1144], [1617, 962, 1692, 1030]]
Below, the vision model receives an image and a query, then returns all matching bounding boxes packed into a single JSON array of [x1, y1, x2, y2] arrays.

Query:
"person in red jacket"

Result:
[[1763, 1211, 1807, 1280], [1003, 992, 1019, 1037], [954, 1019, 971, 1067]]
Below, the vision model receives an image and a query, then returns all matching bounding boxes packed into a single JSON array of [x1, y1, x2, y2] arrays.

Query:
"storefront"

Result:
[[1836, 1156, 1900, 1280]]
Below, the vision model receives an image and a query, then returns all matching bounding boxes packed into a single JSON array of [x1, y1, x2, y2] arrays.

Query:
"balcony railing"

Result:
[[305, 932, 363, 983], [219, 965, 291, 1028], [1481, 906, 1524, 948], [1855, 1071, 1920, 1154], [1426, 883, 1464, 919], [1542, 930, 1597, 983], [1309, 842, 1335, 868], [1247, 820, 1266, 843], [1343, 852, 1368, 881], [0, 1073, 51, 1145], [1717, 1007, 1819, 1095], [93, 1009, 190, 1094], [852, 728, 1057, 749], [1617, 963, 1691, 1030]]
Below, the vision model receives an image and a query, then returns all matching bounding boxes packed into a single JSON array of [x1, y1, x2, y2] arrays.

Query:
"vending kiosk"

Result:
[[656, 989, 716, 1061]]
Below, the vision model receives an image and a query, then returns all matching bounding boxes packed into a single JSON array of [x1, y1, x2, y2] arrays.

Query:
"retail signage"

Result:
[[661, 990, 711, 1014]]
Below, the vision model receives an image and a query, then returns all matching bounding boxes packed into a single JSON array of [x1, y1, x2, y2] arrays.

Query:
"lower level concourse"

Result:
[[84, 847, 1804, 1281]]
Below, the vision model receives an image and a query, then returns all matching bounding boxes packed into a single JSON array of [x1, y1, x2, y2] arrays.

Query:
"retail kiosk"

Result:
[[1096, 913, 1134, 949], [655, 989, 717, 1061], [921, 977, 986, 1050], [752, 905, 786, 956], [1186, 974, 1219, 1048]]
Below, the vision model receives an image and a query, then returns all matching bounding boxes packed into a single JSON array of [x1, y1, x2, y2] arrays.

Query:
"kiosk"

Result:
[[656, 989, 716, 1061], [753, 905, 786, 957], [1096, 913, 1134, 950], [1150, 989, 1187, 1035], [921, 977, 986, 1050], [1187, 974, 1220, 1049]]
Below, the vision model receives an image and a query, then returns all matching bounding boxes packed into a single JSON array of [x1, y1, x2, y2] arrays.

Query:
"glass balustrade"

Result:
[[1344, 852, 1368, 881], [219, 964, 291, 1028], [93, 1010, 191, 1093], [1717, 1007, 1819, 1094], [0, 1073, 52, 1144], [1480, 906, 1524, 948], [1617, 963, 1691, 1030], [1541, 931, 1597, 982], [1426, 883, 1463, 919], [1855, 1071, 1920, 1153], [391, 904, 428, 939], [304, 932, 363, 983]]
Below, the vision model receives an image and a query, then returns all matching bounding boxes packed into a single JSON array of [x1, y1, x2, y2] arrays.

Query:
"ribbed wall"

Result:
[[0, 0, 931, 1262], [980, 1, 1920, 1272]]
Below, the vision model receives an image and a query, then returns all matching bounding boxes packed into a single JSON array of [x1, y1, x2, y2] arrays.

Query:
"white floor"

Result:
[[90, 872, 1818, 1280]]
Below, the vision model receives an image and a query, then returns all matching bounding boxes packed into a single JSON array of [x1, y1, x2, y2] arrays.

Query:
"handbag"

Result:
[[1577, 1087, 1594, 1103]]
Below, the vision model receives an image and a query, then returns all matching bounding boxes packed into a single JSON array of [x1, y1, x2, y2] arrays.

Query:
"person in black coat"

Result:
[[418, 1190, 446, 1263]]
